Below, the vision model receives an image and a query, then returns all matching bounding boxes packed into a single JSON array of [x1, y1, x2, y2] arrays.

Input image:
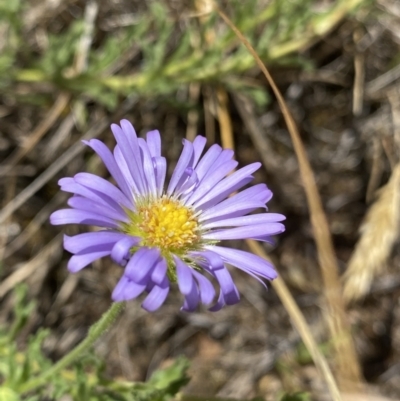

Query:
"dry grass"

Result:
[[343, 163, 400, 303], [214, 2, 364, 393], [2, 1, 400, 399]]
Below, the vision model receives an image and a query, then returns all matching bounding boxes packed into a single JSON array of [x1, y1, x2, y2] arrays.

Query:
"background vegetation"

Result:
[[1, 0, 400, 400]]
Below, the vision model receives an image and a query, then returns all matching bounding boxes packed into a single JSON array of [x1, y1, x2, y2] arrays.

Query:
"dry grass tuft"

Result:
[[343, 163, 400, 303]]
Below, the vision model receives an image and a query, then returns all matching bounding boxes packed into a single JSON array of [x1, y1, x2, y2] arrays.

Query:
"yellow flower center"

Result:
[[124, 197, 200, 254]]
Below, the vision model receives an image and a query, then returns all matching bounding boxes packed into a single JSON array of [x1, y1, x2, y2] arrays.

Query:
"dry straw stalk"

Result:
[[214, 2, 364, 393]]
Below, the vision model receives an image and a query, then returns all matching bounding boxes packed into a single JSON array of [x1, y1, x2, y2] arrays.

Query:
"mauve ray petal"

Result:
[[186, 160, 238, 205], [193, 163, 261, 209], [174, 256, 194, 295], [199, 200, 266, 222], [112, 275, 146, 301], [146, 130, 161, 158], [196, 176, 254, 211], [193, 143, 222, 181], [63, 231, 126, 254], [213, 149, 234, 168], [208, 291, 225, 312], [59, 179, 123, 211], [111, 122, 146, 194], [151, 258, 168, 285], [192, 270, 215, 305], [83, 139, 134, 203], [192, 135, 207, 167], [203, 223, 285, 241], [67, 196, 128, 223], [74, 172, 131, 209], [202, 213, 286, 229], [68, 250, 111, 273], [125, 247, 161, 283], [111, 236, 140, 265], [208, 245, 278, 281], [153, 156, 167, 197], [138, 138, 157, 197], [50, 209, 119, 229], [181, 280, 200, 312], [167, 139, 194, 195], [142, 277, 170, 312]]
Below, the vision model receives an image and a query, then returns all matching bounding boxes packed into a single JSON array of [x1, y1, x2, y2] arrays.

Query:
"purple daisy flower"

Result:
[[50, 120, 285, 312]]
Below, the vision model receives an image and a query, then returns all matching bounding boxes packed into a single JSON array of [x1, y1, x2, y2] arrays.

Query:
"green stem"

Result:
[[19, 301, 125, 394]]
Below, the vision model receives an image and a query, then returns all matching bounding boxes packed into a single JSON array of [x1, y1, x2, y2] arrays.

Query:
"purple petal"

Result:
[[59, 178, 125, 212], [194, 251, 239, 306], [196, 176, 254, 212], [151, 258, 168, 285], [112, 275, 146, 301], [83, 139, 134, 204], [203, 223, 285, 241], [167, 139, 194, 196], [181, 281, 200, 312], [209, 291, 225, 312], [111, 121, 146, 194], [251, 235, 275, 244], [193, 163, 261, 210], [176, 168, 198, 196], [111, 236, 140, 266], [185, 160, 238, 206], [50, 209, 119, 229], [207, 245, 277, 280], [153, 156, 167, 197], [139, 138, 157, 197], [199, 181, 271, 216], [146, 130, 161, 158], [190, 250, 224, 270], [64, 232, 126, 254], [114, 145, 140, 197], [193, 144, 222, 182], [68, 250, 111, 273], [199, 200, 266, 222], [212, 149, 234, 169], [174, 256, 194, 295], [74, 173, 132, 210], [67, 196, 128, 223], [192, 270, 215, 305], [141, 276, 170, 312], [125, 247, 161, 283], [202, 213, 286, 229], [192, 136, 207, 167]]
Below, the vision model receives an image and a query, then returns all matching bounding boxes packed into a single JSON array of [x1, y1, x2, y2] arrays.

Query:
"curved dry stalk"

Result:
[[213, 2, 364, 393], [247, 240, 342, 401], [210, 51, 341, 400]]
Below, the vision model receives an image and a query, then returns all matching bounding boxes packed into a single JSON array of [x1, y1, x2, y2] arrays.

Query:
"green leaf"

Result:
[[148, 356, 190, 397], [280, 392, 311, 401], [0, 387, 20, 401]]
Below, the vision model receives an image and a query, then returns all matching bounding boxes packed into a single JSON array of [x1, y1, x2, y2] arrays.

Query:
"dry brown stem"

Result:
[[247, 240, 342, 401], [214, 3, 364, 392]]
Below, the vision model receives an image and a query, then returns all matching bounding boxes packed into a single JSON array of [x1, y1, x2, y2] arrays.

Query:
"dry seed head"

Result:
[[343, 163, 400, 303]]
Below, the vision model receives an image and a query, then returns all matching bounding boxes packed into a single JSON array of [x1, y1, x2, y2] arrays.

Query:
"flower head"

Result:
[[50, 120, 285, 311]]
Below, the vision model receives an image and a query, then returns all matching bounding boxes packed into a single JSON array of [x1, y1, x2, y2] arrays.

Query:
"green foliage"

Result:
[[0, 286, 190, 401], [8, 0, 368, 109], [37, 20, 85, 77], [280, 392, 311, 401]]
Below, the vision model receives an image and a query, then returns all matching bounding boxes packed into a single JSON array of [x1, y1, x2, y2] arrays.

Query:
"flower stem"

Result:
[[19, 301, 125, 394]]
